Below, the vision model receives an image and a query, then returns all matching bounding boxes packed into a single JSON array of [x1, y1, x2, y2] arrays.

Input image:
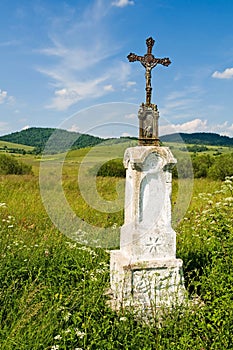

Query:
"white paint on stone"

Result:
[[110, 146, 186, 311]]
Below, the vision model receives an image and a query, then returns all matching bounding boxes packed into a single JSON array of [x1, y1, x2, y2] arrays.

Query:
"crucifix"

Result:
[[127, 37, 171, 145], [127, 37, 171, 106]]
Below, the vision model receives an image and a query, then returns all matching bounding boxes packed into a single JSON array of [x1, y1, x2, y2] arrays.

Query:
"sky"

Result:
[[1, 0, 233, 138]]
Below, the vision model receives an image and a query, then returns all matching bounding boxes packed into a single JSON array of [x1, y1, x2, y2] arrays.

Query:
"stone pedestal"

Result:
[[110, 146, 185, 311]]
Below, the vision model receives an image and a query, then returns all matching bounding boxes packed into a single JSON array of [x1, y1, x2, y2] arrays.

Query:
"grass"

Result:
[[0, 147, 233, 349], [0, 140, 34, 152]]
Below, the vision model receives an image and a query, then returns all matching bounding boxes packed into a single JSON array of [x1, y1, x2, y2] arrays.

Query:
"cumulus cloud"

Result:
[[67, 124, 80, 132], [112, 0, 134, 7], [0, 89, 15, 105], [212, 67, 233, 79], [21, 125, 30, 130], [160, 118, 233, 137]]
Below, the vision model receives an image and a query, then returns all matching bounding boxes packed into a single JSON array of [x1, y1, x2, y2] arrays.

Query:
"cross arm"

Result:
[[127, 53, 143, 62], [127, 53, 171, 67], [156, 57, 171, 67]]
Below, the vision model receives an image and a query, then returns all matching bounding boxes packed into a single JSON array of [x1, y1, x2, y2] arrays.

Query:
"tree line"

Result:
[[96, 153, 233, 181]]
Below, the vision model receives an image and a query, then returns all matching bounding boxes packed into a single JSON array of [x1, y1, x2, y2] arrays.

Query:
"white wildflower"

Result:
[[54, 335, 62, 340], [119, 316, 127, 321], [74, 328, 85, 338], [215, 202, 222, 207], [225, 197, 233, 202], [64, 328, 71, 334], [66, 241, 77, 249], [63, 312, 72, 321], [51, 346, 59, 350]]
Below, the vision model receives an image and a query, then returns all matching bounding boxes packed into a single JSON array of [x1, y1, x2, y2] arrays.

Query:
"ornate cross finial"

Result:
[[127, 37, 171, 106]]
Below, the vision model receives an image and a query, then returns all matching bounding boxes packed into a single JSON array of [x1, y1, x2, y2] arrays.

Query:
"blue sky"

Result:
[[1, 0, 233, 137]]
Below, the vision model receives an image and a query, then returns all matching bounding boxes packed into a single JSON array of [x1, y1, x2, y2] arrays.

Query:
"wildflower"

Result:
[[202, 209, 211, 214], [66, 241, 77, 249], [44, 249, 49, 256], [74, 328, 85, 338], [64, 328, 71, 334], [63, 312, 72, 321], [225, 197, 233, 202], [0, 203, 6, 208], [119, 316, 127, 321], [51, 346, 59, 350], [54, 335, 62, 340], [90, 272, 98, 281]]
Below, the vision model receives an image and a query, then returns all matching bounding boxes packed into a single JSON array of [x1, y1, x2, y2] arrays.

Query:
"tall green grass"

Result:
[[0, 169, 233, 349]]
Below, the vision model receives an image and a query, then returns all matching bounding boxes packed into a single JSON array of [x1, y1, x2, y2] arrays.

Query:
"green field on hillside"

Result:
[[0, 147, 233, 349], [0, 140, 34, 151]]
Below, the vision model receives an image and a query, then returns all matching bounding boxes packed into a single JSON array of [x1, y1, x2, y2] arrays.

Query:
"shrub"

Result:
[[191, 154, 214, 178], [96, 158, 126, 178], [208, 153, 233, 180], [0, 154, 33, 175]]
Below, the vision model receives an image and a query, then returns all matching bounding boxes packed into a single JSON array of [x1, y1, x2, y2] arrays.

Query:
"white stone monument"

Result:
[[109, 37, 185, 312]]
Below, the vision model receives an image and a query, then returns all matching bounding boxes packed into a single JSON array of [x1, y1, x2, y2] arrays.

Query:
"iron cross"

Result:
[[127, 37, 171, 106]]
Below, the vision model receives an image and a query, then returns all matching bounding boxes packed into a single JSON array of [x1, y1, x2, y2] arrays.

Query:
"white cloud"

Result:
[[126, 81, 136, 88], [67, 124, 80, 132], [0, 89, 15, 105], [112, 0, 134, 7], [0, 90, 8, 104], [46, 76, 112, 110], [0, 40, 21, 47], [37, 4, 131, 111], [160, 86, 205, 121], [212, 67, 233, 79], [160, 118, 207, 135], [160, 118, 233, 137], [104, 84, 114, 91], [125, 113, 137, 119], [22, 125, 30, 130]]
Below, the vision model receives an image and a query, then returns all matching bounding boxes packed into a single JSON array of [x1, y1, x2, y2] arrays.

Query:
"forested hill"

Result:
[[1, 128, 232, 154], [0, 127, 103, 153], [160, 132, 233, 146]]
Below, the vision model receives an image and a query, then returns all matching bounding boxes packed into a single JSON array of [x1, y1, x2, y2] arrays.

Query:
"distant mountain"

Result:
[[1, 129, 232, 154], [0, 127, 104, 154], [160, 132, 233, 146]]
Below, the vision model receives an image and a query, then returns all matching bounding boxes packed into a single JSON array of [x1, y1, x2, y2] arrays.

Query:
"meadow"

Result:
[[0, 145, 233, 349]]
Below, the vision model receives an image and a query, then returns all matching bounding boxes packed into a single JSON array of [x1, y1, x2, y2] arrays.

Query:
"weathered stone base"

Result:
[[110, 250, 186, 312]]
